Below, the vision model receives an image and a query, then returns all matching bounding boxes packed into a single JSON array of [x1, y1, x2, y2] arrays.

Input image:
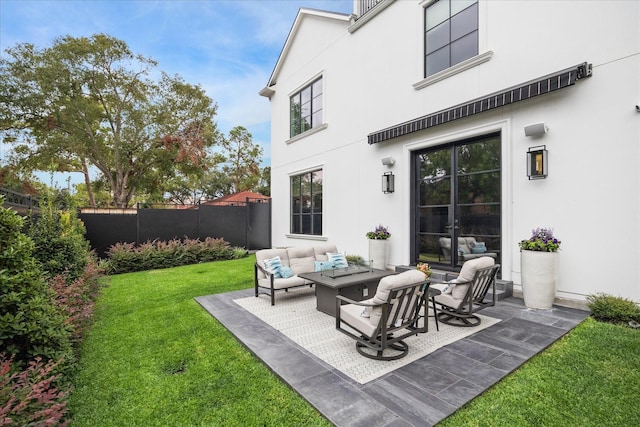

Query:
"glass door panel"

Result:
[[415, 133, 501, 269]]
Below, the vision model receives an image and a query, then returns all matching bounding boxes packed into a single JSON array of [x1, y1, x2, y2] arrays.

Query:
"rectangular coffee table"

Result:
[[298, 266, 396, 317]]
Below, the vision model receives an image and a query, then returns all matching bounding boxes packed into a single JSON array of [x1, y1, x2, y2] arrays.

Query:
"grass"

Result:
[[69, 255, 640, 426], [68, 256, 331, 426], [439, 317, 640, 426]]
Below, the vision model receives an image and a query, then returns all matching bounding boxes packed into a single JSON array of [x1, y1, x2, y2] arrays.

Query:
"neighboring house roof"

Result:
[[259, 8, 351, 99], [202, 191, 270, 206]]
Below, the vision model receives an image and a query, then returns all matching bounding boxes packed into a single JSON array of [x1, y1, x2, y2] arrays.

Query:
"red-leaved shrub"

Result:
[[0, 354, 69, 426]]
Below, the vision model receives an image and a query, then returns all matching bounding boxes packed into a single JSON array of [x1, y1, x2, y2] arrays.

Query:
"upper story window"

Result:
[[290, 77, 323, 138], [425, 0, 478, 77]]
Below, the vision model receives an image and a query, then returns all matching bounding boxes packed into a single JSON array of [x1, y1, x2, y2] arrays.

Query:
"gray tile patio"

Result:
[[196, 290, 588, 427]]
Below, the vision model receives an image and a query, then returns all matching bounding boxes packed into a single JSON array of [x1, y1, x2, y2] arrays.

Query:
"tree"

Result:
[[219, 126, 263, 194], [0, 34, 220, 208], [256, 166, 271, 197]]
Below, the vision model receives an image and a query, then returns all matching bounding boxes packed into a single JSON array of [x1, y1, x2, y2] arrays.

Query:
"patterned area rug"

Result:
[[234, 287, 500, 384]]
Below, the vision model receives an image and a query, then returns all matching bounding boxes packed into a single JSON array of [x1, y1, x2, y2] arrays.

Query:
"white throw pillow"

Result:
[[262, 256, 282, 278], [327, 252, 348, 268]]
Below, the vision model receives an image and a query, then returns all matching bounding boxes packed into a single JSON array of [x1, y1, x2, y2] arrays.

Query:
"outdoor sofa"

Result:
[[254, 243, 343, 305], [439, 236, 498, 264]]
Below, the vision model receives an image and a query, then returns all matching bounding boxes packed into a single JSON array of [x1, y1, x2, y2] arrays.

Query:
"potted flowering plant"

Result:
[[366, 225, 390, 269], [519, 227, 561, 252], [416, 262, 431, 278], [519, 227, 561, 309], [366, 224, 391, 240]]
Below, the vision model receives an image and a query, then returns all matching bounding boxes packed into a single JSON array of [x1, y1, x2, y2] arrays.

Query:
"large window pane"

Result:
[[312, 93, 323, 113], [451, 2, 478, 40], [300, 86, 311, 104], [418, 234, 443, 263], [426, 0, 450, 30], [457, 171, 500, 204], [451, 0, 476, 15], [426, 47, 450, 76], [459, 204, 500, 237], [451, 31, 478, 66], [418, 206, 449, 233], [312, 79, 322, 97], [426, 21, 450, 54], [419, 177, 451, 205]]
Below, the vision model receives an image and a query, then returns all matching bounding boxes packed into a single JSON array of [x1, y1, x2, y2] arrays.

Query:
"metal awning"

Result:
[[368, 62, 592, 145]]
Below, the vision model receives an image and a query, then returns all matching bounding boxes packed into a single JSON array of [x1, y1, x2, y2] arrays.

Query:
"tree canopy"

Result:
[[0, 34, 221, 208]]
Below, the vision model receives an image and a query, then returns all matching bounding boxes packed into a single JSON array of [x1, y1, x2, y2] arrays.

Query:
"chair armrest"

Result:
[[255, 262, 274, 278], [336, 295, 381, 307]]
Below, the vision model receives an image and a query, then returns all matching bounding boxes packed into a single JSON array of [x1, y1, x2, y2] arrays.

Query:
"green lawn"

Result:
[[69, 256, 640, 426], [68, 256, 331, 426]]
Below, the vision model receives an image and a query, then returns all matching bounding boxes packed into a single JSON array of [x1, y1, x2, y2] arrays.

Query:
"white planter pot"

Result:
[[368, 239, 389, 270], [520, 250, 557, 309]]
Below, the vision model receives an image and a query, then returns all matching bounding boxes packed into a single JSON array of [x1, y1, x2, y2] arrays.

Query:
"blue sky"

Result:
[[0, 0, 352, 186]]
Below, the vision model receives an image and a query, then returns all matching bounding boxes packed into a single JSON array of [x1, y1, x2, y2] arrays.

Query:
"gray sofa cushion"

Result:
[[313, 244, 338, 261]]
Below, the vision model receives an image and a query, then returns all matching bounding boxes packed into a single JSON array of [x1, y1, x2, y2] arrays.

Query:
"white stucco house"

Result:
[[259, 0, 640, 306]]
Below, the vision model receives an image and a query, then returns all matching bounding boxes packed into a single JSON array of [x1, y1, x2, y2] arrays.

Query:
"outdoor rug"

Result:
[[234, 287, 501, 384]]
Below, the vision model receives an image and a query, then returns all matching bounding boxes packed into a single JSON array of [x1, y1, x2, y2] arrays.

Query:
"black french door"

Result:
[[414, 133, 501, 269]]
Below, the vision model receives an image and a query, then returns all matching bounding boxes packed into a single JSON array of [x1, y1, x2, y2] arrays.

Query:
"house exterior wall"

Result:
[[264, 0, 640, 303]]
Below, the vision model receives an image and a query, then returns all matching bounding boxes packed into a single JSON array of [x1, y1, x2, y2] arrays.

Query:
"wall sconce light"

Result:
[[382, 171, 395, 193], [524, 122, 548, 137], [527, 145, 548, 179]]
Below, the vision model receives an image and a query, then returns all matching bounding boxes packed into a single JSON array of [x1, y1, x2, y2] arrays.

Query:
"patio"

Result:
[[196, 289, 588, 427]]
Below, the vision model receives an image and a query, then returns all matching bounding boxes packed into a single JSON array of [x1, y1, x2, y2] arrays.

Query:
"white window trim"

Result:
[[413, 50, 493, 90], [285, 234, 328, 241], [286, 123, 328, 144]]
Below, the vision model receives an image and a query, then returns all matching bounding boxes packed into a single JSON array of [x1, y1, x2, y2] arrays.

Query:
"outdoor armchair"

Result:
[[431, 256, 500, 327], [335, 270, 429, 361]]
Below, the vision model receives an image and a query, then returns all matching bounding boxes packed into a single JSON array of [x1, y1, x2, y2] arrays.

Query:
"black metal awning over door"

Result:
[[367, 62, 592, 145]]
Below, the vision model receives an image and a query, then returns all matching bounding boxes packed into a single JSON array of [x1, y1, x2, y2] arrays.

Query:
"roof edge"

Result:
[[259, 8, 352, 98]]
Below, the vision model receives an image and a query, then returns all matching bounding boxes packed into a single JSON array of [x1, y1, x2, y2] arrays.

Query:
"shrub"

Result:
[[25, 192, 91, 282], [0, 354, 69, 426], [0, 201, 73, 370], [231, 246, 249, 259], [49, 257, 104, 347], [346, 254, 366, 266], [587, 293, 640, 325], [105, 237, 235, 274]]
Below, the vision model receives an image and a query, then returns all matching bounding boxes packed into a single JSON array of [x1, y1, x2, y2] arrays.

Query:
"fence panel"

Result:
[[79, 200, 271, 257], [78, 213, 137, 256], [247, 201, 271, 249], [138, 208, 199, 243]]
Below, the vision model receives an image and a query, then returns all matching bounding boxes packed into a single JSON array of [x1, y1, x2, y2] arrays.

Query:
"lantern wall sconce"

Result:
[[382, 171, 395, 193], [527, 145, 548, 179]]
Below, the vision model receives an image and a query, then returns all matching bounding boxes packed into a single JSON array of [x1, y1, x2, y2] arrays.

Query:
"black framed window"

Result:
[[291, 169, 323, 235], [290, 77, 323, 138], [425, 0, 478, 77]]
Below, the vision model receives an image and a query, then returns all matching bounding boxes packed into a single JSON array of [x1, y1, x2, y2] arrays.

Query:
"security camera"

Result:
[[636, 105, 640, 112]]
